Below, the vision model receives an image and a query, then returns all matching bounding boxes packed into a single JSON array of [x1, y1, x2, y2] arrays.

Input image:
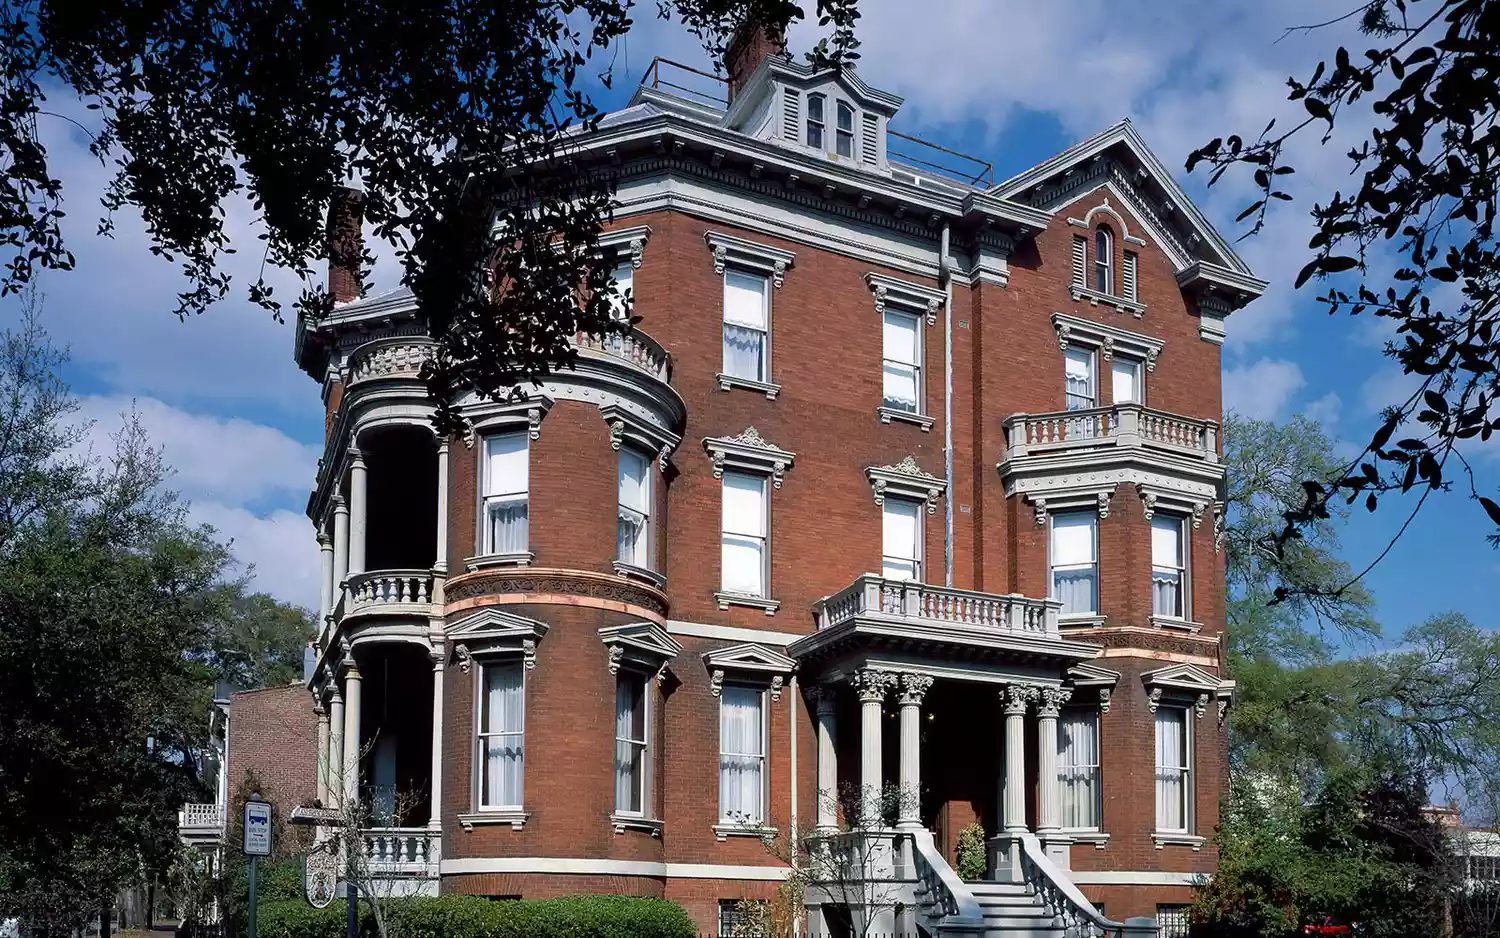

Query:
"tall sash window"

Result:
[[1155, 707, 1191, 832], [614, 672, 649, 815], [1058, 709, 1101, 829], [718, 686, 766, 824], [482, 434, 529, 554], [478, 661, 525, 809], [1050, 512, 1098, 616]]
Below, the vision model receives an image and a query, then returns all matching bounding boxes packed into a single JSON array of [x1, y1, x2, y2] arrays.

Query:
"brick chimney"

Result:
[[724, 18, 785, 104], [326, 187, 364, 303]]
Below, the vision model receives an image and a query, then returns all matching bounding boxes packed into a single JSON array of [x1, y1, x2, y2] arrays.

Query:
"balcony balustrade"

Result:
[[344, 569, 439, 620], [177, 803, 226, 846], [1004, 403, 1218, 463], [342, 329, 670, 391], [816, 575, 1061, 637], [361, 827, 440, 881], [570, 327, 672, 383]]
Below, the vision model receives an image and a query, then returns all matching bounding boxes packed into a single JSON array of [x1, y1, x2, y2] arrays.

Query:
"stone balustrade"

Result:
[[571, 328, 672, 383], [345, 569, 438, 617], [361, 827, 440, 879], [178, 803, 226, 831], [345, 338, 438, 385], [1004, 403, 1218, 462], [816, 575, 1061, 636]]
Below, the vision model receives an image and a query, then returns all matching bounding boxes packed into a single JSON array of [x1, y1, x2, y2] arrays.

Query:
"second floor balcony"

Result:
[[1003, 403, 1218, 464], [177, 802, 226, 847]]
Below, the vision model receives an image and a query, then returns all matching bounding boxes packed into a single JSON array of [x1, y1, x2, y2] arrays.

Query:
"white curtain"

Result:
[[722, 271, 768, 381], [719, 686, 765, 823], [615, 676, 645, 813], [1155, 709, 1187, 831], [1111, 358, 1139, 404], [484, 434, 529, 554], [1065, 347, 1095, 411], [881, 498, 921, 581], [482, 662, 525, 808], [882, 311, 919, 411], [1151, 516, 1183, 617], [721, 472, 766, 595], [617, 448, 651, 566], [1058, 711, 1099, 829], [1051, 513, 1097, 615]]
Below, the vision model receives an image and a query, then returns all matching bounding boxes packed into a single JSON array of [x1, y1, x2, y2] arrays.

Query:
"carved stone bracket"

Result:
[[1146, 687, 1163, 713], [1098, 687, 1112, 713], [455, 644, 474, 674]]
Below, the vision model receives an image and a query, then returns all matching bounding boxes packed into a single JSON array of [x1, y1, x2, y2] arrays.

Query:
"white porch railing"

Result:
[[1016, 831, 1155, 938], [361, 828, 440, 880], [572, 328, 672, 383], [1004, 403, 1218, 462], [178, 803, 226, 831], [345, 569, 438, 616], [344, 329, 671, 388], [816, 575, 1062, 637]]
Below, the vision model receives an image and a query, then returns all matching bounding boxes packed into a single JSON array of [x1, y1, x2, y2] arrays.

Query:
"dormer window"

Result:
[[806, 94, 825, 149], [836, 102, 855, 158], [1094, 228, 1113, 295]]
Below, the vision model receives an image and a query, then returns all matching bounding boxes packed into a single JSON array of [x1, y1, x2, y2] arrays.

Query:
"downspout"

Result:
[[788, 673, 800, 938], [939, 224, 954, 587]]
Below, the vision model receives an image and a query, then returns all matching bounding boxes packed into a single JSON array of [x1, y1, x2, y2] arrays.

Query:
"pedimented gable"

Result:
[[447, 608, 549, 672], [1143, 663, 1235, 720], [703, 642, 796, 701], [600, 621, 683, 677]]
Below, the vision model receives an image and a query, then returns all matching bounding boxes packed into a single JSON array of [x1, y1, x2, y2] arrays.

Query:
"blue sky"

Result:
[[2, 0, 1494, 644]]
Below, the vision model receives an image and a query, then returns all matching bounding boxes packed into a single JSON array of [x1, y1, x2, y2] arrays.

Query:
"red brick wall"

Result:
[[225, 685, 319, 810]]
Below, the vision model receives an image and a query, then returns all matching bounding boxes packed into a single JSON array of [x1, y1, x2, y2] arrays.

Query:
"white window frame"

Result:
[[805, 93, 825, 150], [835, 100, 855, 158], [1064, 346, 1097, 412], [717, 684, 769, 825], [1110, 355, 1144, 406], [1058, 707, 1101, 832], [613, 669, 651, 817], [480, 432, 530, 559], [721, 268, 771, 384], [617, 446, 654, 572], [1151, 514, 1189, 620], [1094, 227, 1113, 295], [882, 307, 923, 416], [1049, 511, 1099, 617], [475, 658, 526, 811], [1154, 706, 1193, 834], [720, 470, 771, 601], [881, 496, 923, 582]]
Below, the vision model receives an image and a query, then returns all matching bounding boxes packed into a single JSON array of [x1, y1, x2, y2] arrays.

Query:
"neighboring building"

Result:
[[177, 683, 234, 856], [296, 28, 1262, 937]]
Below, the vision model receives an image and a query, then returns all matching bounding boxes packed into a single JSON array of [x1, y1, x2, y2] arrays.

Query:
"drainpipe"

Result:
[[939, 224, 954, 587]]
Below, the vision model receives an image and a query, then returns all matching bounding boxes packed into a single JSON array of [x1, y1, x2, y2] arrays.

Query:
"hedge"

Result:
[[257, 895, 695, 938]]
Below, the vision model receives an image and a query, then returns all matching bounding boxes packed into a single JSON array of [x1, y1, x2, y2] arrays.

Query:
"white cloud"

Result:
[[191, 502, 320, 610], [1223, 358, 1305, 420], [1300, 391, 1343, 429]]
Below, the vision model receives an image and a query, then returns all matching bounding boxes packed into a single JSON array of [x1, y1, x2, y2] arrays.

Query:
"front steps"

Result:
[[967, 882, 1077, 938]]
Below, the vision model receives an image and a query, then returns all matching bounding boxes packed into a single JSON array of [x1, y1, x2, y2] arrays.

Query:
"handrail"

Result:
[[908, 828, 984, 929], [1003, 403, 1219, 463], [887, 129, 994, 187], [1017, 831, 1153, 938], [642, 57, 729, 105]]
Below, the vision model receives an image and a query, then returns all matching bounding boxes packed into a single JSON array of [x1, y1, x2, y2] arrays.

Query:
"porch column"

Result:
[[342, 659, 363, 810], [314, 697, 331, 806], [896, 674, 933, 828], [318, 529, 334, 624], [327, 686, 345, 809], [428, 646, 445, 834], [851, 669, 896, 824], [434, 440, 449, 576], [1002, 684, 1035, 833], [811, 686, 838, 832], [1036, 686, 1072, 866], [332, 496, 350, 590], [347, 449, 367, 577]]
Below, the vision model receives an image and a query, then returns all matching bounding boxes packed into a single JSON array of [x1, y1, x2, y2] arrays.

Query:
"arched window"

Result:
[[806, 94, 825, 149], [1094, 228, 1113, 295], [836, 101, 855, 158]]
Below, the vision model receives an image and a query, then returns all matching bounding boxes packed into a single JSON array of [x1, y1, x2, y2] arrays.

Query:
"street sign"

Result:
[[305, 848, 339, 909], [289, 806, 341, 826], [244, 798, 273, 857]]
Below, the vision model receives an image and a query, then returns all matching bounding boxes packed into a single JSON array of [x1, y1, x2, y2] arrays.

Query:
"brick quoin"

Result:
[[283, 59, 1261, 935]]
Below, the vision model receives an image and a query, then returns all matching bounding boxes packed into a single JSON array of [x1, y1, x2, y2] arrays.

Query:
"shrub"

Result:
[[257, 895, 695, 938], [954, 823, 987, 882]]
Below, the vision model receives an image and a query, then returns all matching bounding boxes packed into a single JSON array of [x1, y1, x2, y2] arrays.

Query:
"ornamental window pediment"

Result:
[[703, 643, 796, 701], [449, 608, 550, 672], [600, 621, 682, 680], [704, 427, 795, 489], [705, 231, 795, 287], [1143, 663, 1234, 724], [598, 225, 652, 269], [866, 456, 946, 514], [601, 403, 681, 473], [1052, 312, 1162, 372], [1066, 662, 1120, 712]]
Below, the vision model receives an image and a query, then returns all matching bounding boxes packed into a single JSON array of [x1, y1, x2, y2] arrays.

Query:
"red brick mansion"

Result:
[[272, 31, 1262, 938]]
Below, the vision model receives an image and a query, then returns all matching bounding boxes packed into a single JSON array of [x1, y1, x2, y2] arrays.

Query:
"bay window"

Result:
[[614, 672, 649, 815], [1058, 708, 1100, 830], [721, 471, 769, 598], [722, 270, 770, 384], [1154, 707, 1192, 832], [718, 685, 767, 825], [478, 660, 525, 809], [617, 447, 653, 570], [1050, 512, 1098, 616], [882, 308, 922, 414], [1152, 515, 1188, 618], [881, 497, 922, 582], [482, 433, 529, 555]]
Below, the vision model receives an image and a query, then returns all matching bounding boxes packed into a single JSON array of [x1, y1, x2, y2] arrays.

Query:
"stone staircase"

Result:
[[967, 881, 1088, 937]]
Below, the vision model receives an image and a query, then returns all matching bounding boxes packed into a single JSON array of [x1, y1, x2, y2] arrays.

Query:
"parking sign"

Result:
[[244, 798, 273, 856]]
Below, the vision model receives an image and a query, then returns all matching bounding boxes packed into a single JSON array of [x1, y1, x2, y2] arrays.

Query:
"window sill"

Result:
[[611, 814, 664, 837], [1058, 614, 1107, 629], [1152, 832, 1205, 850], [1069, 285, 1146, 318], [715, 592, 782, 615], [714, 823, 778, 842], [878, 407, 934, 432], [465, 552, 534, 572], [1062, 830, 1110, 849], [1150, 615, 1203, 633], [716, 373, 781, 400], [457, 810, 529, 832], [613, 561, 666, 588]]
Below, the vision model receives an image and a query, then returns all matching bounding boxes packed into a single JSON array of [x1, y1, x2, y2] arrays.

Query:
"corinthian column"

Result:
[[850, 669, 896, 826], [1036, 685, 1072, 865], [896, 674, 933, 828], [1002, 684, 1036, 834], [347, 449, 368, 577], [810, 686, 839, 833]]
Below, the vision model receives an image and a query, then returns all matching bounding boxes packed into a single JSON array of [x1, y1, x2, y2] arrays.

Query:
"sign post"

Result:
[[243, 794, 273, 938]]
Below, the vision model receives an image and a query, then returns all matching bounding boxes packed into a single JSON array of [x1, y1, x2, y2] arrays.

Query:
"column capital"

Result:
[[437, 437, 450, 456], [1037, 686, 1073, 718], [332, 494, 348, 514], [317, 531, 332, 549], [851, 668, 897, 704], [348, 446, 366, 466], [429, 642, 447, 669], [896, 673, 934, 706], [805, 683, 839, 714], [328, 684, 343, 705], [1001, 683, 1038, 715], [312, 696, 327, 717]]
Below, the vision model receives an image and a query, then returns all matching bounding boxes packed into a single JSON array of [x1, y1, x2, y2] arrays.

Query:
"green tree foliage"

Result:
[[0, 298, 315, 937], [0, 0, 860, 431], [1187, 0, 1500, 545]]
